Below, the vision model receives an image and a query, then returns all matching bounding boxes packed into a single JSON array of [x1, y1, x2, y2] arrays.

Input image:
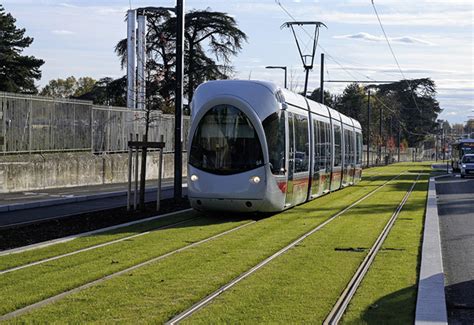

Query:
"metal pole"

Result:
[[157, 135, 164, 211], [127, 133, 132, 211], [284, 67, 287, 89], [134, 133, 139, 210], [320, 53, 324, 105], [397, 122, 401, 162], [379, 105, 383, 164], [303, 68, 309, 98], [366, 89, 371, 167], [174, 0, 185, 200]]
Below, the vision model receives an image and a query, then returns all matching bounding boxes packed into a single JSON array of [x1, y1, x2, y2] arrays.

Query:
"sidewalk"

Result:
[[0, 179, 187, 228]]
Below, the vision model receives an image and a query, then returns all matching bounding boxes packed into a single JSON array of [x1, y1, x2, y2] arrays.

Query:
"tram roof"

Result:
[[192, 80, 362, 130]]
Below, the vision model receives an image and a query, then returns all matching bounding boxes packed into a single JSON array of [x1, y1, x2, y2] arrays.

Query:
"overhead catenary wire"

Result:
[[370, 0, 421, 113], [276, 0, 432, 139], [275, 0, 371, 83]]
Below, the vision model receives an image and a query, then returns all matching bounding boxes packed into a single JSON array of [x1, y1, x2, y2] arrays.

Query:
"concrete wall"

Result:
[[0, 151, 187, 193]]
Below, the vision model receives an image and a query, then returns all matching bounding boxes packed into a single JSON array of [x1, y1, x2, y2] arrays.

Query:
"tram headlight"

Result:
[[250, 176, 261, 184], [462, 164, 466, 168], [190, 174, 199, 182]]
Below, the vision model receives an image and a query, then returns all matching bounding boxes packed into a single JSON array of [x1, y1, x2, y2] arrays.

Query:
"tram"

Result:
[[187, 80, 363, 212]]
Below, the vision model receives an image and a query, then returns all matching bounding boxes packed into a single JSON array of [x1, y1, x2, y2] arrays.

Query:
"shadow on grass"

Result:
[[344, 285, 417, 325], [0, 201, 271, 251]]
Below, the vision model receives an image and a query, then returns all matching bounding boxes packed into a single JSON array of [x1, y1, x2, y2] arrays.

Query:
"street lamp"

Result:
[[265, 66, 287, 89]]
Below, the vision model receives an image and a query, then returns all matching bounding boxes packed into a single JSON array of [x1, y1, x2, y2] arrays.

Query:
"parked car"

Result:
[[460, 154, 474, 178]]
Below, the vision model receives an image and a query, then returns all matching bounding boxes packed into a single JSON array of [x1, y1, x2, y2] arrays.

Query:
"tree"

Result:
[[308, 88, 336, 108], [375, 78, 441, 146], [76, 77, 127, 106], [40, 76, 97, 98], [0, 5, 44, 93], [115, 8, 247, 111], [335, 83, 366, 120]]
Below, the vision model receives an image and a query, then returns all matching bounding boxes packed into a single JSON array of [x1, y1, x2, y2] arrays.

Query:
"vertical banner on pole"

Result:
[[127, 10, 137, 110], [174, 0, 185, 200], [137, 14, 147, 110]]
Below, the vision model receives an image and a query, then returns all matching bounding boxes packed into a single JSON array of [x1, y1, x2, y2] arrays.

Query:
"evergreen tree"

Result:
[[0, 5, 44, 93], [115, 8, 247, 111]]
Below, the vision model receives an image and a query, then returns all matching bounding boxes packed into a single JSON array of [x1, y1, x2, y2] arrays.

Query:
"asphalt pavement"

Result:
[[436, 174, 474, 324]]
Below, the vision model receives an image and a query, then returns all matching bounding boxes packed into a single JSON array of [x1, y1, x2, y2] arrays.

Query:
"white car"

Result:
[[460, 154, 474, 178]]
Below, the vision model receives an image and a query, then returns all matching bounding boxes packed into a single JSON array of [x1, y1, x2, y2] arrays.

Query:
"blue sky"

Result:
[[3, 0, 473, 124]]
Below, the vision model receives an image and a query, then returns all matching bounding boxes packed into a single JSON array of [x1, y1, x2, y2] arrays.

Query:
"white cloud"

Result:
[[51, 30, 75, 35], [334, 32, 434, 45]]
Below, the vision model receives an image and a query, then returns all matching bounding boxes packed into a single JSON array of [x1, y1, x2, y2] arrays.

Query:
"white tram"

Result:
[[187, 80, 363, 212]]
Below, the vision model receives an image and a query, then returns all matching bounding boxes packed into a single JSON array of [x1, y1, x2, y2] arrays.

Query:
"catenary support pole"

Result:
[[379, 104, 383, 164], [174, 0, 184, 200], [366, 89, 371, 167], [320, 53, 324, 104], [397, 121, 401, 162]]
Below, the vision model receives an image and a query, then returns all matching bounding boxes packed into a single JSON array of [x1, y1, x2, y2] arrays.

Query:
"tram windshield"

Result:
[[189, 105, 264, 175]]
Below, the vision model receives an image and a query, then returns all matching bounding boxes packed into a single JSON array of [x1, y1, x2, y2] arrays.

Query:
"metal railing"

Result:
[[0, 92, 190, 154]]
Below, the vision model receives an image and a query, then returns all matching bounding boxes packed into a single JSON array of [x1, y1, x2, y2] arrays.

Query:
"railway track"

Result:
[[166, 172, 409, 324], [324, 174, 421, 324], [0, 170, 408, 322]]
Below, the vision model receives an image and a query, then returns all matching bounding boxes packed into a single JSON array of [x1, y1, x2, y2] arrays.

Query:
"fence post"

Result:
[[157, 134, 164, 212], [28, 98, 32, 153], [134, 133, 139, 210], [127, 133, 133, 211]]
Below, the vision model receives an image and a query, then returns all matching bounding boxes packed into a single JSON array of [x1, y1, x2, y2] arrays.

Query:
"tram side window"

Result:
[[313, 119, 321, 171], [356, 132, 362, 165], [344, 129, 350, 166], [294, 114, 309, 173], [324, 122, 331, 171], [349, 130, 355, 166], [263, 112, 286, 175], [334, 124, 342, 167]]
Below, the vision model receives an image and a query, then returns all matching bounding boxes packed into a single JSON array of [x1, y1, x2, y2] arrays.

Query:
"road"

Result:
[[436, 174, 474, 324]]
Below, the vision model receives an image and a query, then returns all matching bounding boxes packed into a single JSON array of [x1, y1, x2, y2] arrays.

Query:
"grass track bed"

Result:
[[6, 165, 419, 322], [341, 174, 430, 324], [0, 216, 252, 315], [0, 210, 199, 271], [182, 172, 424, 323]]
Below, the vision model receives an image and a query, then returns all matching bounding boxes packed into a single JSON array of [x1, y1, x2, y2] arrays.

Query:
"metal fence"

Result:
[[0, 92, 190, 154]]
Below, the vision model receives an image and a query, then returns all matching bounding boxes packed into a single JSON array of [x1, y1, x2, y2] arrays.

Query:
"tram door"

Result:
[[285, 113, 295, 206]]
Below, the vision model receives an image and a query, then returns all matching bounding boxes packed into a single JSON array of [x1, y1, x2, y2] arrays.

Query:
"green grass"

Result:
[[182, 172, 425, 324], [0, 165, 387, 273], [0, 210, 199, 271], [341, 175, 430, 324], [9, 164, 424, 323], [0, 216, 252, 315]]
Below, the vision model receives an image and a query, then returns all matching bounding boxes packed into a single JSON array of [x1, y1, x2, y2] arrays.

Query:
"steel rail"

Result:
[[0, 220, 257, 321], [166, 172, 407, 324], [323, 174, 421, 325], [0, 208, 194, 256]]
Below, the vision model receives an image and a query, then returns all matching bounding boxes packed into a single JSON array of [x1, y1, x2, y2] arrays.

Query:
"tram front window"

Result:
[[189, 105, 264, 175]]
